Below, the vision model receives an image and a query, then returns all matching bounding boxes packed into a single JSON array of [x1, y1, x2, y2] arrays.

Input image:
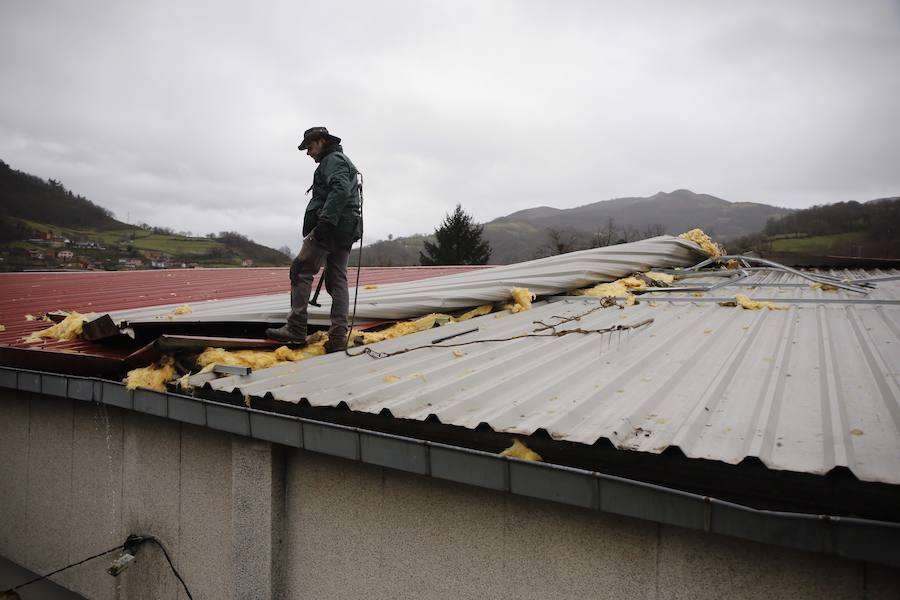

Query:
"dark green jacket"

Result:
[[302, 144, 362, 248]]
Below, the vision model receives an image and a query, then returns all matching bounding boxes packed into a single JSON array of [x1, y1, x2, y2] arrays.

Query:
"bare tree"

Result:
[[538, 227, 576, 257], [593, 217, 618, 247], [642, 223, 665, 238]]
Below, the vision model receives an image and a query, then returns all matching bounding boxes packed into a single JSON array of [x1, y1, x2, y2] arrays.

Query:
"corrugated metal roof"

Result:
[[0, 266, 486, 359], [196, 269, 900, 485], [111, 236, 705, 325]]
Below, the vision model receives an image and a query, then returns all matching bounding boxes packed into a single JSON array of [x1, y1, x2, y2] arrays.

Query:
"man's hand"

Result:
[[312, 221, 336, 250]]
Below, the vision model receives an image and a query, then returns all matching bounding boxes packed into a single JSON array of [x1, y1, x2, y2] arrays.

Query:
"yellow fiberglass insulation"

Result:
[[453, 304, 493, 322], [500, 439, 542, 462], [177, 373, 193, 393], [351, 313, 450, 346], [23, 311, 92, 343], [734, 294, 787, 311], [573, 271, 681, 303], [197, 333, 328, 371], [811, 282, 838, 292], [574, 280, 631, 299], [645, 272, 675, 286], [502, 287, 534, 313], [679, 228, 724, 259], [125, 357, 177, 392]]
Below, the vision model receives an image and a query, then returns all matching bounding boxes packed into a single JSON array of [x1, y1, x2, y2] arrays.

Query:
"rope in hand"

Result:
[[344, 172, 365, 357]]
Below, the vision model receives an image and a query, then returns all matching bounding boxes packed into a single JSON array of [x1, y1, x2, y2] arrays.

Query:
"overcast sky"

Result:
[[2, 1, 899, 251]]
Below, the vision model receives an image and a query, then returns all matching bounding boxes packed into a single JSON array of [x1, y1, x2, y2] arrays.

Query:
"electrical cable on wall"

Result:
[[2, 534, 193, 599]]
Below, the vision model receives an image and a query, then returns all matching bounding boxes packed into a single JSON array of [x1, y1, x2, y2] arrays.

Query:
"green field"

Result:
[[769, 232, 866, 254], [105, 230, 221, 254], [1, 216, 290, 270]]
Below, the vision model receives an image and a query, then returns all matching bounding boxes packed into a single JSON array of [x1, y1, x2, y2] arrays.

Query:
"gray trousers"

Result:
[[287, 237, 351, 336]]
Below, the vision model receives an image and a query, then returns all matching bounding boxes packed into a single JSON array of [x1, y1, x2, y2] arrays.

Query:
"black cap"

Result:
[[298, 126, 341, 150]]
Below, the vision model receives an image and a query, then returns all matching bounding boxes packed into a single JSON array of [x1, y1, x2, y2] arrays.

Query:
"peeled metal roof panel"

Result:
[[197, 273, 900, 485], [0, 265, 483, 360], [111, 235, 705, 324]]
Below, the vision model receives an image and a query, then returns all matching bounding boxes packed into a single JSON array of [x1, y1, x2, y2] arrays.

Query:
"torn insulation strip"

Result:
[[23, 311, 93, 343], [501, 439, 542, 462], [573, 270, 677, 304], [198, 332, 328, 371], [351, 313, 452, 346], [453, 304, 493, 322], [125, 356, 177, 392], [678, 228, 724, 259], [502, 287, 534, 313], [723, 294, 788, 311], [811, 282, 839, 292]]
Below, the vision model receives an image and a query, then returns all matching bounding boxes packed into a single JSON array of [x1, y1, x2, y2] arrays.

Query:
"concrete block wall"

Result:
[[2, 388, 899, 599], [282, 451, 900, 600], [0, 390, 281, 599]]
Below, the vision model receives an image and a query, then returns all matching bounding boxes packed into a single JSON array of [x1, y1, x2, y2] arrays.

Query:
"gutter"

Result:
[[2, 365, 898, 568]]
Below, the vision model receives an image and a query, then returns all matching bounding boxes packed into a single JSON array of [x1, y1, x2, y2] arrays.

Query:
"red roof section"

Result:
[[0, 266, 488, 371]]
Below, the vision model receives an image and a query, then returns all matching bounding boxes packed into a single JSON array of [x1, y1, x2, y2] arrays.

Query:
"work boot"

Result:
[[324, 331, 348, 353], [265, 324, 308, 346]]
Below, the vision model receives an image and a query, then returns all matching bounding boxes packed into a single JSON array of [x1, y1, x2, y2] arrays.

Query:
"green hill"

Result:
[[729, 198, 900, 261], [0, 159, 290, 271]]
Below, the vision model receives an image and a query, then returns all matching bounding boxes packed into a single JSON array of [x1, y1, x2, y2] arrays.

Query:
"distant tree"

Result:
[[419, 204, 491, 265], [642, 224, 665, 238], [277, 245, 293, 257], [592, 216, 617, 247], [537, 227, 589, 257]]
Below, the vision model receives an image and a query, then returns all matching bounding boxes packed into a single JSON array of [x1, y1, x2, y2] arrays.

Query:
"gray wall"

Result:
[[1, 389, 898, 600]]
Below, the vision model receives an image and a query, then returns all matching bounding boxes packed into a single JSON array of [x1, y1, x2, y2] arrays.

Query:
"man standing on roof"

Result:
[[266, 127, 362, 352]]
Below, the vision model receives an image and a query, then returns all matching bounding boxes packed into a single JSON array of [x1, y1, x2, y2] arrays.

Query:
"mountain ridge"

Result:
[[0, 159, 291, 270]]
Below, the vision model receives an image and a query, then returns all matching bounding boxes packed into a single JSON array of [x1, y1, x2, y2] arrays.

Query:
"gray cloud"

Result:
[[1, 0, 898, 249]]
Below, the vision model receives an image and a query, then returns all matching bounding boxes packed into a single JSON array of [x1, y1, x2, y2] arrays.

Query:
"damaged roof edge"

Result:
[[2, 365, 898, 568], [106, 235, 707, 325]]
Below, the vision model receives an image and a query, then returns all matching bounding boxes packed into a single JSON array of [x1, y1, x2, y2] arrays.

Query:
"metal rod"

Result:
[[431, 327, 479, 344]]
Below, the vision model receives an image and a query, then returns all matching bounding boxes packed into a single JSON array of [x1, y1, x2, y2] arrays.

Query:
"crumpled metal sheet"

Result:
[[109, 236, 706, 325]]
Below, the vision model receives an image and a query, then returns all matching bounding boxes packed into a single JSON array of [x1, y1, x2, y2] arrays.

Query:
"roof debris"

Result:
[[811, 282, 839, 292], [453, 303, 493, 322], [500, 439, 542, 462], [502, 287, 534, 313], [351, 313, 451, 346], [125, 357, 177, 392], [198, 332, 328, 371], [23, 311, 93, 343], [573, 271, 670, 303], [678, 228, 725, 258], [728, 294, 788, 311]]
